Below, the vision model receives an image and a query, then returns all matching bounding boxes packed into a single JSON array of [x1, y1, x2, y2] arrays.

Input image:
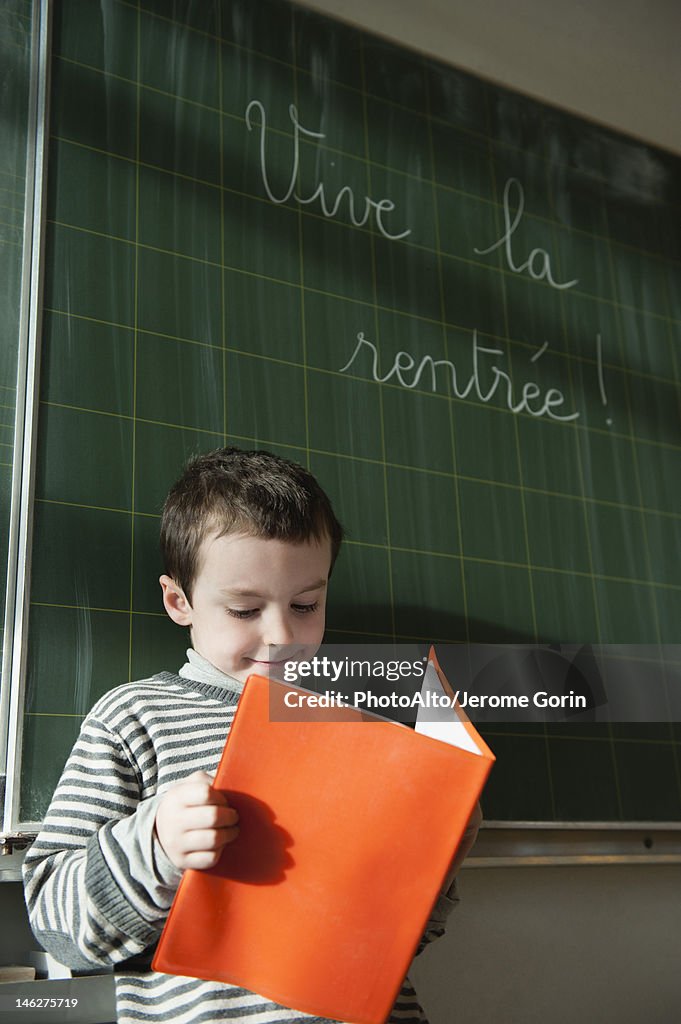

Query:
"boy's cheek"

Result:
[[302, 630, 325, 658]]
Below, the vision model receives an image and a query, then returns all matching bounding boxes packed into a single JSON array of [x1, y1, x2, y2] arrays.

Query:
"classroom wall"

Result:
[[410, 862, 681, 1024], [299, 0, 681, 155]]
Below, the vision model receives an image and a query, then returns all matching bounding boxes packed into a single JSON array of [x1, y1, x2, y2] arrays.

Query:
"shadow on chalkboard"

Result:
[[328, 603, 537, 645], [329, 606, 610, 727]]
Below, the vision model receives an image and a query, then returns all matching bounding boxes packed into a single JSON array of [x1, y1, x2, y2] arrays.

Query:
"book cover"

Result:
[[153, 650, 494, 1023]]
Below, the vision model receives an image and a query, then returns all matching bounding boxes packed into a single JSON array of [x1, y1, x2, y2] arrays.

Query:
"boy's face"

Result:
[[160, 532, 332, 684]]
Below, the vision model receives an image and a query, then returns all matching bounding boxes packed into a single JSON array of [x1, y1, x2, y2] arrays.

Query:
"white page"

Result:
[[415, 661, 483, 755]]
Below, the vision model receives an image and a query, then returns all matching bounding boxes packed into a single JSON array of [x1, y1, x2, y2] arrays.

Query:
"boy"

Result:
[[23, 447, 479, 1024]]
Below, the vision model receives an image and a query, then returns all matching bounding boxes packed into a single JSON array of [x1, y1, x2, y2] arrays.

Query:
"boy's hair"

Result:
[[160, 447, 343, 601]]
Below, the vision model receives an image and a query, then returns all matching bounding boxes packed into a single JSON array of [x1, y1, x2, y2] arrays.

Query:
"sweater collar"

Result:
[[178, 648, 246, 695]]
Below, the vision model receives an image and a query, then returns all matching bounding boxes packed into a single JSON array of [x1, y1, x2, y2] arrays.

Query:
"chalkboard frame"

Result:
[[1, 0, 51, 840]]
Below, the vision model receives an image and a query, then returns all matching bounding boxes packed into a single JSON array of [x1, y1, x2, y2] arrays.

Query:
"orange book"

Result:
[[153, 650, 494, 1024]]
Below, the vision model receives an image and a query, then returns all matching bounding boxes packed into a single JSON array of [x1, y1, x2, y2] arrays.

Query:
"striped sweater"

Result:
[[23, 650, 461, 1024]]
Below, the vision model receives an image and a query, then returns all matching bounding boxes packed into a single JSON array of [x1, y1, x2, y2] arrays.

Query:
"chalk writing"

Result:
[[244, 103, 598, 423], [339, 331, 580, 422], [245, 100, 411, 241], [595, 332, 612, 426], [475, 178, 578, 291]]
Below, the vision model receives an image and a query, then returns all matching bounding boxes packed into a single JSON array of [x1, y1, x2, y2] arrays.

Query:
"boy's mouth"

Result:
[[244, 650, 310, 671]]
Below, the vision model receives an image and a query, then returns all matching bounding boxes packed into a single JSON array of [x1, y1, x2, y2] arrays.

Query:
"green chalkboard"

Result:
[[16, 0, 681, 826]]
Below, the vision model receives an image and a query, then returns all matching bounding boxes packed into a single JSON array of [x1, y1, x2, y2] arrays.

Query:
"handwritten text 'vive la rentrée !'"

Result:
[[246, 100, 610, 425]]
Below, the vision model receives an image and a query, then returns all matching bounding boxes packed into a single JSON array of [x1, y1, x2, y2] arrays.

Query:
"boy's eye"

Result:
[[227, 608, 258, 619], [227, 602, 319, 619], [291, 601, 319, 614]]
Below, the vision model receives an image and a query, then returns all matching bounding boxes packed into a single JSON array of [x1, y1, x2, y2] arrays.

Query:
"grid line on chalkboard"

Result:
[[546, 163, 624, 820], [484, 90, 540, 646], [126, 0, 140, 683], [424, 71, 471, 642], [32, 602, 163, 617], [217, 3, 228, 446], [547, 169, 605, 639], [478, 729, 681, 746], [291, 12, 313, 473], [0, 170, 28, 185], [26, 713, 90, 719], [0, 200, 26, 215], [604, 208, 665, 635], [659, 248, 681, 428], [358, 34, 397, 641]]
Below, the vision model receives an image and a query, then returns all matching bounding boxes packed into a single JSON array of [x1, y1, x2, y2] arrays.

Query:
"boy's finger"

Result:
[[181, 849, 222, 871], [184, 804, 239, 830], [183, 825, 240, 853], [187, 770, 214, 780], [175, 780, 213, 807], [184, 770, 215, 789]]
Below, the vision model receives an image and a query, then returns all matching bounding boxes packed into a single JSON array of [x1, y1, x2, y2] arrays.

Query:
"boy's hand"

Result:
[[154, 771, 239, 871]]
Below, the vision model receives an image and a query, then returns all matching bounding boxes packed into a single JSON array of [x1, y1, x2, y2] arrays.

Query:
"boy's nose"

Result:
[[262, 611, 295, 646]]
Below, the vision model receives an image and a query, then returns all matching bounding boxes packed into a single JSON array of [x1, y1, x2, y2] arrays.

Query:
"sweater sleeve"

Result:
[[415, 802, 482, 954], [22, 712, 183, 970]]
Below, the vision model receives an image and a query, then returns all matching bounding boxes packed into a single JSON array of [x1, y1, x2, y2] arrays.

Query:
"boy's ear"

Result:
[[159, 575, 193, 626]]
